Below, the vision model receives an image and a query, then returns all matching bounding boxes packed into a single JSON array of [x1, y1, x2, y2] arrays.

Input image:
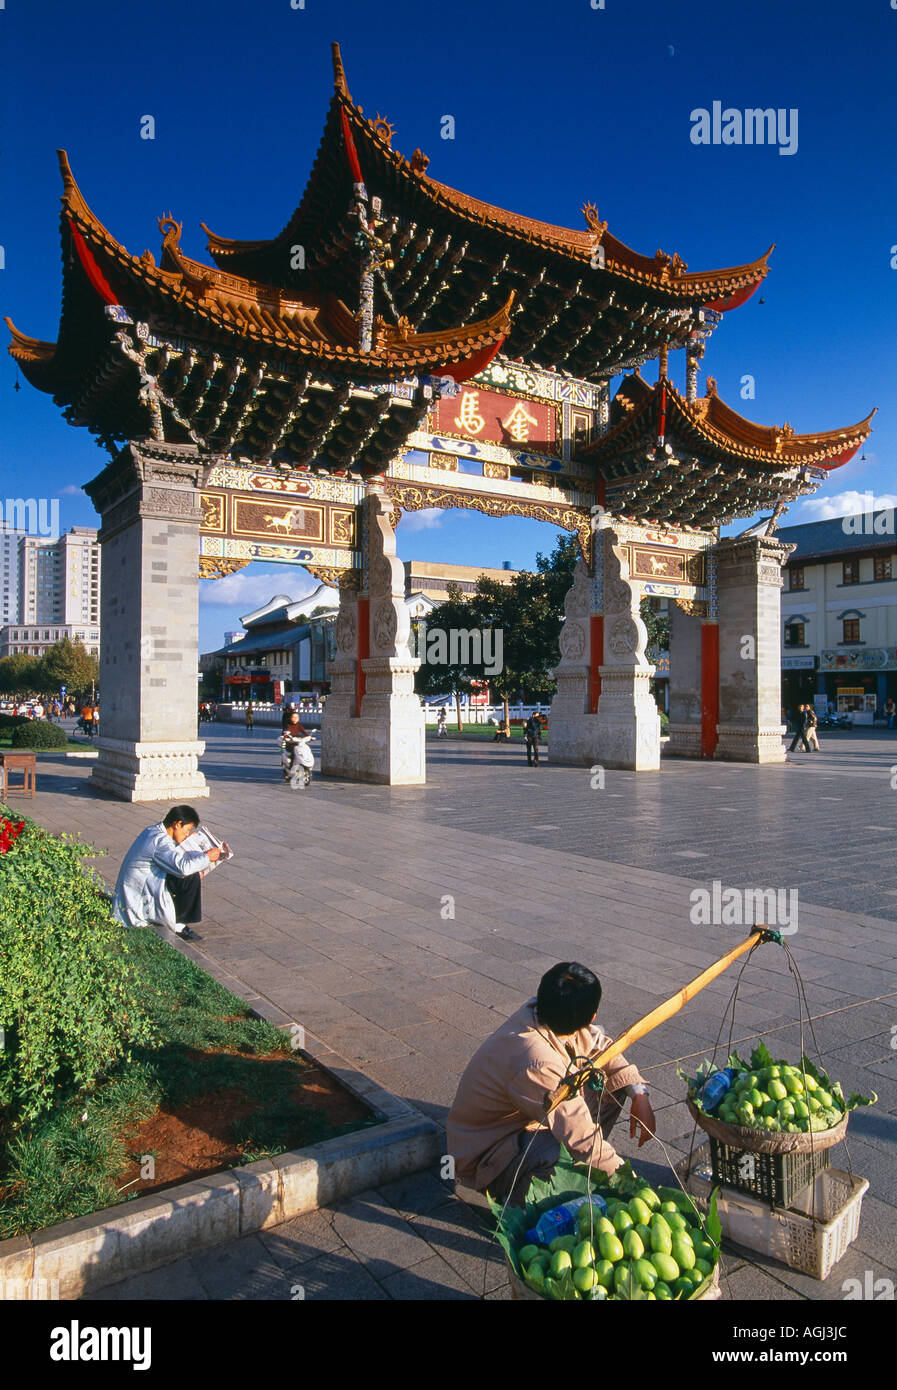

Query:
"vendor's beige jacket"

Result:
[[446, 999, 645, 1192]]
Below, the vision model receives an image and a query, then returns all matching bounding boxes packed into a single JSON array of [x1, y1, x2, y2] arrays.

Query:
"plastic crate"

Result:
[[708, 1134, 830, 1208], [678, 1143, 868, 1281]]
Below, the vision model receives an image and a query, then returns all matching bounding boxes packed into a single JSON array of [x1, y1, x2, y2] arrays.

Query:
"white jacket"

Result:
[[112, 823, 210, 931]]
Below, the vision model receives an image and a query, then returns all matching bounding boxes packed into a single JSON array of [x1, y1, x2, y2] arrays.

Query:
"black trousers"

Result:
[[525, 737, 539, 765], [789, 730, 811, 752], [166, 872, 202, 925]]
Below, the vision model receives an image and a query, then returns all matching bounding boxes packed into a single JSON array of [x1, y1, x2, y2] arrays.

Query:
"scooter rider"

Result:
[[280, 706, 313, 786]]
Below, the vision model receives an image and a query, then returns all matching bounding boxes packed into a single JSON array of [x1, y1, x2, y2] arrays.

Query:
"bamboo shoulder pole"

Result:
[[544, 929, 769, 1114]]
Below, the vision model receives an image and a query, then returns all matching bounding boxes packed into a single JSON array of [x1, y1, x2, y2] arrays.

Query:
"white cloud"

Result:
[[200, 566, 321, 608], [398, 508, 443, 532], [58, 485, 83, 496], [796, 490, 897, 522]]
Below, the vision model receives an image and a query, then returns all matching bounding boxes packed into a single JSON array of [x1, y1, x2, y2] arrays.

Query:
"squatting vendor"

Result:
[[447, 962, 655, 1205]]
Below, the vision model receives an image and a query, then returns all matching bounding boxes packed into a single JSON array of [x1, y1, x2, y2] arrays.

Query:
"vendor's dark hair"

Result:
[[536, 962, 601, 1035], [163, 805, 200, 829]]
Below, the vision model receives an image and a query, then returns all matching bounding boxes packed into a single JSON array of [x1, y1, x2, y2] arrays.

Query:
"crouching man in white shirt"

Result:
[[112, 805, 223, 942]]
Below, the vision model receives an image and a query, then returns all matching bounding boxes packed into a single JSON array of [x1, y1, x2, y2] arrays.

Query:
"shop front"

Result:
[[819, 648, 897, 722], [781, 655, 818, 719], [224, 668, 274, 701]]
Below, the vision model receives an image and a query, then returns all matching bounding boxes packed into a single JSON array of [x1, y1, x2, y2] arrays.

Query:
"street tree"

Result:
[[39, 637, 99, 698], [413, 585, 476, 731], [0, 653, 42, 696]]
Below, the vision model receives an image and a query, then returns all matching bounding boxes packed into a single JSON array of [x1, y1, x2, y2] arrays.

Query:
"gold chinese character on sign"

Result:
[[502, 401, 540, 442], [455, 391, 486, 435]]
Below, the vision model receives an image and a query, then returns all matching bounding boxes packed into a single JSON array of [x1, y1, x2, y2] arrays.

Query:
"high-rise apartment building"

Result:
[[56, 527, 101, 626], [0, 529, 20, 626], [13, 526, 101, 626]]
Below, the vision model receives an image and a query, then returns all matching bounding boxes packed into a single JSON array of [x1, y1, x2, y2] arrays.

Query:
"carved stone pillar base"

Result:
[[714, 723, 788, 764], [322, 657, 424, 784], [547, 668, 600, 765], [320, 489, 425, 784], [713, 533, 794, 766], [592, 665, 661, 770], [550, 531, 661, 770], [546, 558, 599, 766], [88, 737, 209, 802], [665, 722, 703, 758], [83, 441, 211, 804], [665, 598, 703, 758]]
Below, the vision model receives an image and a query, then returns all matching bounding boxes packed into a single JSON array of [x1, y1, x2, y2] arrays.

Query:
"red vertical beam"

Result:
[[701, 620, 719, 757], [355, 597, 370, 716], [589, 614, 603, 714]]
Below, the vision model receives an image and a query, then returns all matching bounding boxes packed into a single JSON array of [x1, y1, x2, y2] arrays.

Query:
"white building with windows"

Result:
[[0, 621, 101, 659], [777, 511, 896, 720]]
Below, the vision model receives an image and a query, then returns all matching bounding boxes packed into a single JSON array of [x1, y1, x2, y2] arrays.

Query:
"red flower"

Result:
[[0, 816, 25, 853]]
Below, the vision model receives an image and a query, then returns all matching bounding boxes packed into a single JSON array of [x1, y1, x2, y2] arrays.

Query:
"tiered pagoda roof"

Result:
[[8, 42, 871, 514], [581, 372, 874, 527], [200, 43, 772, 380], [6, 152, 512, 471]]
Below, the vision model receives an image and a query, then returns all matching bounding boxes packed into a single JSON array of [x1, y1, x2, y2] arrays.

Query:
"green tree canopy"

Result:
[[0, 654, 42, 696], [413, 530, 581, 730], [640, 599, 670, 657], [39, 637, 99, 697]]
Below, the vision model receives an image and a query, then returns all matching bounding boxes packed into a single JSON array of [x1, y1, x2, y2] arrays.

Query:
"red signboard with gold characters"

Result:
[[431, 387, 560, 456]]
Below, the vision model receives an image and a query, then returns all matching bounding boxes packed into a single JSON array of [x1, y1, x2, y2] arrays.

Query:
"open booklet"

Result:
[[182, 825, 234, 871]]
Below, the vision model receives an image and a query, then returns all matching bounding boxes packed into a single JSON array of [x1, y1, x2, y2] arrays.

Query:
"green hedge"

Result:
[[0, 714, 28, 731], [0, 808, 154, 1120], [10, 720, 68, 749]]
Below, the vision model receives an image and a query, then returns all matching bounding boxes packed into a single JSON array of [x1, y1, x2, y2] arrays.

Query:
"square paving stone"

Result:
[[376, 1171, 458, 1220], [719, 1260, 804, 1301], [330, 1190, 434, 1280], [82, 1259, 208, 1301], [258, 1210, 343, 1269], [410, 1199, 507, 1296], [380, 1253, 480, 1300], [188, 1234, 298, 1300], [851, 1191, 897, 1267], [296, 1248, 390, 1301], [339, 989, 438, 1030]]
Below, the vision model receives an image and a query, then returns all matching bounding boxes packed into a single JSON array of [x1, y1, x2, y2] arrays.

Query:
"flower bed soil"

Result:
[[115, 1049, 373, 1199]]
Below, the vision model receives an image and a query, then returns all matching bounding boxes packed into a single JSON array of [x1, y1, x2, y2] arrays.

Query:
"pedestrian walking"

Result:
[[244, 703, 254, 732], [886, 698, 895, 730], [436, 707, 448, 738], [81, 702, 94, 737], [806, 704, 821, 751], [523, 712, 542, 767], [789, 703, 812, 753]]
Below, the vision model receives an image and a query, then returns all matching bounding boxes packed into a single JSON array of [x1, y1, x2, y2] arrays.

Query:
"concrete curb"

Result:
[[0, 944, 440, 1300]]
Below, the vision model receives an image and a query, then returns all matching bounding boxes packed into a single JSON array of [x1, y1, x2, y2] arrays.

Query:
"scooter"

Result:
[[280, 732, 314, 788], [818, 713, 851, 730]]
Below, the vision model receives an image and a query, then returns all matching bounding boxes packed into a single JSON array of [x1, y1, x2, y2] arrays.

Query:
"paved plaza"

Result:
[[23, 723, 897, 1301]]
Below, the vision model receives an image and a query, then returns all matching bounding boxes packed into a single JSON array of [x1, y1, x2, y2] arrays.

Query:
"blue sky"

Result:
[[2, 0, 895, 652]]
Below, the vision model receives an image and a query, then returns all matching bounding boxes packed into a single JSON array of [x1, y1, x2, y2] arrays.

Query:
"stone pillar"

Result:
[[595, 531, 661, 770], [550, 527, 660, 770], [84, 441, 208, 801], [713, 534, 794, 763], [546, 556, 597, 764], [666, 600, 703, 757], [320, 489, 424, 783]]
